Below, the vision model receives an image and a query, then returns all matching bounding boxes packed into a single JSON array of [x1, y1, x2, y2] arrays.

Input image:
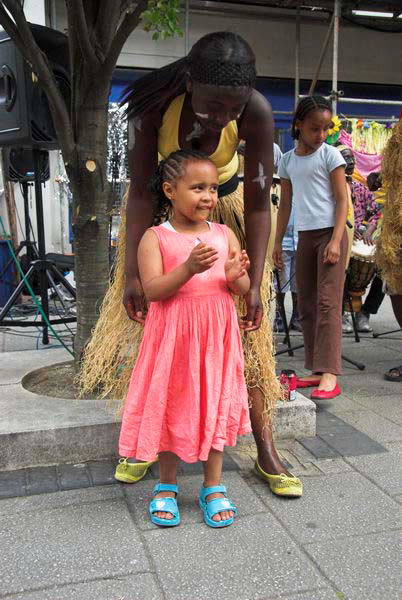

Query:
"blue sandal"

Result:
[[149, 483, 180, 527], [198, 485, 237, 528]]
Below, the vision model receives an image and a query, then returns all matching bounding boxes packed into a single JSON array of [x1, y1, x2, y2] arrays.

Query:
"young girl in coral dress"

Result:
[[117, 149, 252, 528]]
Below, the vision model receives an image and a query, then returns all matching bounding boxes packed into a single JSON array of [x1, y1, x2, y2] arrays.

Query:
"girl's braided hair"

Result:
[[122, 32, 256, 119], [292, 95, 332, 139], [149, 149, 215, 225]]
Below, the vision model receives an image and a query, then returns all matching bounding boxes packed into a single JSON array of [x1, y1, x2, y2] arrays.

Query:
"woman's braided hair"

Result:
[[292, 95, 332, 139], [149, 149, 215, 225], [123, 32, 256, 119]]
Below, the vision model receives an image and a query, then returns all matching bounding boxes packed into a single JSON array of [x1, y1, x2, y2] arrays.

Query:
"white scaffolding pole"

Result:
[[331, 0, 340, 113], [185, 0, 190, 54], [294, 2, 300, 109]]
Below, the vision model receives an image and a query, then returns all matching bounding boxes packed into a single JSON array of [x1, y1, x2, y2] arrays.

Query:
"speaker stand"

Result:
[[0, 181, 38, 285], [0, 150, 76, 343]]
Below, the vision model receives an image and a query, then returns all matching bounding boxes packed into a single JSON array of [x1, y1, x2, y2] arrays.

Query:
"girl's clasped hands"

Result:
[[225, 247, 250, 282], [185, 242, 250, 283]]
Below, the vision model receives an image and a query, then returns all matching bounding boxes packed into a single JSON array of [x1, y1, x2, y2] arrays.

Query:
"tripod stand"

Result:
[[0, 149, 76, 344], [0, 181, 38, 287], [274, 268, 365, 371]]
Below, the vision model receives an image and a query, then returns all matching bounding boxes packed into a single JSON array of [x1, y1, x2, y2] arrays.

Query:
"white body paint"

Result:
[[186, 121, 204, 142], [195, 112, 209, 119], [252, 162, 267, 190]]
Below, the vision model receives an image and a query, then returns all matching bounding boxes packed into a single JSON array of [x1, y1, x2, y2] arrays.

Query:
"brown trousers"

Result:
[[296, 227, 348, 375]]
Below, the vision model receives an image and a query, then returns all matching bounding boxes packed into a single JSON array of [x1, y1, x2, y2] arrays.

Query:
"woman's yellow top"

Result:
[[158, 94, 239, 185]]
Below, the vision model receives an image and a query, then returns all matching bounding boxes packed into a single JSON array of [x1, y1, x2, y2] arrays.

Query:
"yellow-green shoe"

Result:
[[254, 459, 303, 497], [115, 458, 158, 484]]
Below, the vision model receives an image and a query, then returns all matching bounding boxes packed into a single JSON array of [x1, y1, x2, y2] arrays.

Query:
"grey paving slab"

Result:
[[370, 358, 402, 377], [123, 471, 266, 530], [0, 348, 68, 384], [319, 431, 387, 457], [315, 395, 365, 414], [315, 412, 358, 435], [305, 530, 402, 600], [346, 442, 402, 496], [340, 342, 397, 365], [144, 514, 325, 600], [340, 372, 399, 400], [0, 484, 123, 516], [57, 462, 91, 490], [312, 458, 353, 475], [333, 390, 401, 413], [333, 410, 402, 443], [86, 459, 117, 486], [252, 472, 402, 545], [280, 591, 342, 600], [371, 337, 402, 353], [0, 468, 26, 498], [297, 436, 340, 459], [8, 573, 163, 600], [0, 492, 149, 596], [25, 465, 59, 495]]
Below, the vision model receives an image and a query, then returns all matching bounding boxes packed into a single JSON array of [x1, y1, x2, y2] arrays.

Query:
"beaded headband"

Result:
[[189, 59, 256, 87]]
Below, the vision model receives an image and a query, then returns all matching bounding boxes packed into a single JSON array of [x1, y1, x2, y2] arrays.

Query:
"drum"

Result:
[[347, 240, 377, 312]]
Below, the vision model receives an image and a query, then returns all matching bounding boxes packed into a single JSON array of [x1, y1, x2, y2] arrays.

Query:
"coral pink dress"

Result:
[[119, 222, 251, 463]]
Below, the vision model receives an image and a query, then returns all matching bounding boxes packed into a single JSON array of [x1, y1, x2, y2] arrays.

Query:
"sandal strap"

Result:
[[199, 485, 227, 501], [149, 497, 179, 517], [203, 497, 237, 518], [153, 483, 179, 495]]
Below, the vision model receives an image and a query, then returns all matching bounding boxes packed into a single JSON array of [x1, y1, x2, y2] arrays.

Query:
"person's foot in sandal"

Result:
[[199, 485, 237, 527], [384, 366, 402, 382], [149, 483, 180, 526]]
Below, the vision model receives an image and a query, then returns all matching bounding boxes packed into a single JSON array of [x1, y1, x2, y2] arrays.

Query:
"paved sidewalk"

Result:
[[1, 297, 401, 599]]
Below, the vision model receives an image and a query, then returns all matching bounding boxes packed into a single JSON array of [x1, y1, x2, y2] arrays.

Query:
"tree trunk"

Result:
[[65, 91, 111, 364]]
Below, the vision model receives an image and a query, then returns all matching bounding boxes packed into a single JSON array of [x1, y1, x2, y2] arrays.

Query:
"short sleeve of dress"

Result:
[[278, 152, 290, 179]]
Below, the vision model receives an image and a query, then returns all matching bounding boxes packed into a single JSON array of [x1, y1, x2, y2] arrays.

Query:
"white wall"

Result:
[[115, 10, 402, 86]]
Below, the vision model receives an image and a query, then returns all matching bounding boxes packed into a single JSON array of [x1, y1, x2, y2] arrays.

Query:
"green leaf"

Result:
[[141, 0, 182, 40]]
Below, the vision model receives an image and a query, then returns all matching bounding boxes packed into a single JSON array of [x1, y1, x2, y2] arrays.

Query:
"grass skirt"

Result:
[[79, 183, 281, 422], [375, 120, 402, 295]]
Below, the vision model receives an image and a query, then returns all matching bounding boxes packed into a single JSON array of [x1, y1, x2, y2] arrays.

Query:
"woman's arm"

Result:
[[124, 112, 160, 320], [225, 227, 250, 296], [239, 90, 273, 287], [272, 178, 292, 269], [139, 231, 218, 302], [325, 165, 348, 264], [238, 90, 274, 329]]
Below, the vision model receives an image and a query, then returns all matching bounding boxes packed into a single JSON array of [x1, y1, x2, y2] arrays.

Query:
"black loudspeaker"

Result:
[[4, 147, 50, 182], [0, 24, 70, 149]]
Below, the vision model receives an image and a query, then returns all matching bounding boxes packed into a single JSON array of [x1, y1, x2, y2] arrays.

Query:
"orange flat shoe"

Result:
[[311, 384, 341, 399]]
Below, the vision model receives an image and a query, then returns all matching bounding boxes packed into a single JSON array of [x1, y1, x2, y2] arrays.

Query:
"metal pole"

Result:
[[332, 0, 340, 114], [309, 13, 335, 96], [299, 94, 402, 107], [33, 149, 49, 345], [337, 97, 402, 106], [184, 0, 190, 54], [294, 2, 300, 109]]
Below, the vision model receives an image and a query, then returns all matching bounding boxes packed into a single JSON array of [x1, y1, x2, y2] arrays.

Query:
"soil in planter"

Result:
[[22, 361, 103, 400]]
